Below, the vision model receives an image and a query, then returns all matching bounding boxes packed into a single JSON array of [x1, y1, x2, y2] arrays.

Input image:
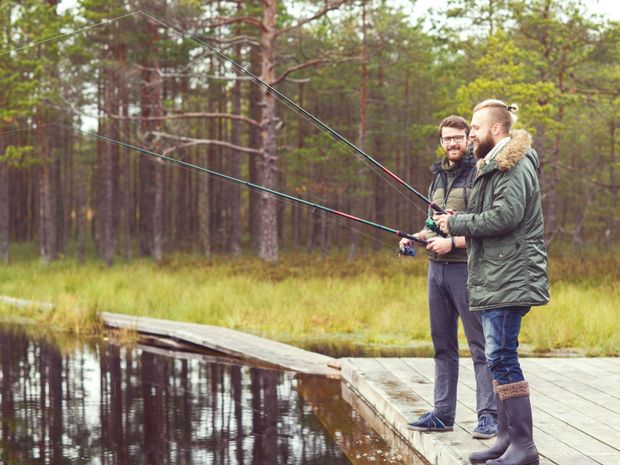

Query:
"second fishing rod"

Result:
[[139, 10, 448, 223], [58, 123, 428, 255]]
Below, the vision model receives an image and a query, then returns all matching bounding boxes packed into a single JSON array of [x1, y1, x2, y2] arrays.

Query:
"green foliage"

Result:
[[454, 32, 558, 134], [0, 145, 34, 167]]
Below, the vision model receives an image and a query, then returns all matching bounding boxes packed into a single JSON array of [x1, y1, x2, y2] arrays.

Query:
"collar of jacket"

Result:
[[431, 147, 476, 176], [476, 129, 532, 174]]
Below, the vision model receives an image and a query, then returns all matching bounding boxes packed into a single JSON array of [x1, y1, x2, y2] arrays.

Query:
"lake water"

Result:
[[0, 325, 411, 465]]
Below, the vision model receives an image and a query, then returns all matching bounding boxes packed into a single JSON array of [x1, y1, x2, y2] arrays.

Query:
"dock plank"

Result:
[[528, 358, 620, 399], [523, 359, 620, 414]]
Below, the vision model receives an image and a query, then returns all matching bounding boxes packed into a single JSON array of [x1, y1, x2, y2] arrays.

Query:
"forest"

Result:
[[1, 0, 619, 265]]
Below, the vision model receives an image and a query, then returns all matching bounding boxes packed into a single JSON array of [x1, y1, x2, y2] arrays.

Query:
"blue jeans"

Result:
[[480, 307, 530, 385]]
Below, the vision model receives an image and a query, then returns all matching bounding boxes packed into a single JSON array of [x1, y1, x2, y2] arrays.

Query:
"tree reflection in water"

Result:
[[0, 326, 355, 465]]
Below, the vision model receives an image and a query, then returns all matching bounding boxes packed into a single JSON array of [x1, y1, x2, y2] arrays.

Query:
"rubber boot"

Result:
[[469, 381, 508, 464], [487, 381, 539, 465]]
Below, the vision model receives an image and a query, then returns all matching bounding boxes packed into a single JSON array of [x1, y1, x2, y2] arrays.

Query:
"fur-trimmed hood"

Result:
[[476, 129, 538, 173]]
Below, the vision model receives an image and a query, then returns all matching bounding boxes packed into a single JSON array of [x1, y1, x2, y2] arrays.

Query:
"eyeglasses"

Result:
[[440, 135, 466, 145]]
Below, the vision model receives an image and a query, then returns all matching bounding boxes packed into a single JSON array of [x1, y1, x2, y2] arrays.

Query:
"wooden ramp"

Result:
[[102, 312, 340, 377], [341, 357, 620, 465]]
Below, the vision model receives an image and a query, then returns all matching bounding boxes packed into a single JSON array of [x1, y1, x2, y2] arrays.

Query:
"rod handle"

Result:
[[429, 202, 447, 215], [396, 231, 427, 245]]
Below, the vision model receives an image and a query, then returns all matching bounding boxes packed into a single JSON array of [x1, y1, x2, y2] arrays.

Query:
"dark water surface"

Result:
[[0, 325, 410, 465]]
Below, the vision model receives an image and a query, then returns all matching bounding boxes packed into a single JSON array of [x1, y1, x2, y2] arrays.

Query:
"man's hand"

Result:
[[426, 237, 453, 255], [399, 237, 411, 248], [399, 232, 424, 249], [433, 209, 455, 235], [434, 215, 450, 234]]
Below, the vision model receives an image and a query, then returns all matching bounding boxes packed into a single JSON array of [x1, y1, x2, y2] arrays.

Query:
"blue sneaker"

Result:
[[472, 414, 498, 439], [407, 412, 453, 432]]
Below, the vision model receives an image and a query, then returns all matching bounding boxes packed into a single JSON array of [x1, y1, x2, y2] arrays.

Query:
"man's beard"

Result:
[[446, 145, 466, 162], [474, 131, 494, 159]]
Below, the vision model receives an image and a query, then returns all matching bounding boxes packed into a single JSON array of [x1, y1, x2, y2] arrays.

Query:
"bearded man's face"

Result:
[[473, 128, 495, 159], [470, 110, 499, 159]]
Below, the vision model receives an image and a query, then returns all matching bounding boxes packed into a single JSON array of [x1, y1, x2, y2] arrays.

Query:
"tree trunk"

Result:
[[75, 136, 87, 263], [199, 116, 212, 258], [138, 159, 153, 256], [98, 65, 116, 266], [292, 83, 306, 249], [36, 125, 58, 263], [348, 2, 368, 260], [139, 17, 164, 261], [544, 106, 562, 244], [229, 3, 243, 256], [120, 55, 132, 260], [607, 117, 618, 248], [258, 0, 279, 262], [0, 141, 8, 263], [402, 75, 412, 231]]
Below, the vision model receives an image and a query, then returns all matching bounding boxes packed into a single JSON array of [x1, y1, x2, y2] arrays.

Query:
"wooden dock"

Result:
[[102, 312, 340, 377], [340, 357, 620, 465], [0, 296, 340, 377]]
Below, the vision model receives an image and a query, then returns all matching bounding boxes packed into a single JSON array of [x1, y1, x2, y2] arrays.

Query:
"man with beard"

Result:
[[400, 115, 498, 439], [435, 100, 550, 465]]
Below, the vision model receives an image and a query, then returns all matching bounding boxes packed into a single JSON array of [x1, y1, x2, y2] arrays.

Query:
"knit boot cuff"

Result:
[[493, 380, 500, 393], [497, 380, 530, 401]]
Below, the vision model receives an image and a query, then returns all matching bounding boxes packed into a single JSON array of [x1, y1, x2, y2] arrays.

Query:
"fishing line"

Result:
[[55, 122, 425, 246], [0, 10, 142, 57], [138, 10, 431, 217], [0, 123, 56, 137], [1, 7, 431, 220], [158, 154, 406, 252], [0, 122, 417, 251]]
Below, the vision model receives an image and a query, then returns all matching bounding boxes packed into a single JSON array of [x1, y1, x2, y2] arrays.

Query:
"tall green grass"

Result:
[[0, 244, 618, 355]]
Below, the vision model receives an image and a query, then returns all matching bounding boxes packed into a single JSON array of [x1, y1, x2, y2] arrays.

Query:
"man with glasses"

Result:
[[400, 115, 498, 438]]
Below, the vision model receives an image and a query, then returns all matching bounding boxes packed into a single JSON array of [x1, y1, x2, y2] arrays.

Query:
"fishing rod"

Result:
[[56, 123, 427, 254], [1, 9, 442, 243], [139, 11, 447, 217]]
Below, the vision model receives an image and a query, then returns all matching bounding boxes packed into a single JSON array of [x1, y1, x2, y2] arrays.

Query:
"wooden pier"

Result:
[[0, 296, 340, 377], [102, 312, 341, 377], [340, 357, 620, 465]]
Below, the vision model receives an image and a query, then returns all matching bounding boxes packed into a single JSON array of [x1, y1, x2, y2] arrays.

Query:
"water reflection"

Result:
[[0, 326, 363, 465]]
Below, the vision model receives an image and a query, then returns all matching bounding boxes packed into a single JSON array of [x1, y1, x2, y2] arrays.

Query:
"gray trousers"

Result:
[[427, 261, 496, 423]]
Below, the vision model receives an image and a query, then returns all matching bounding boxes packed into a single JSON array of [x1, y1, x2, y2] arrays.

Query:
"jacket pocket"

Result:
[[483, 242, 524, 293], [484, 242, 518, 260]]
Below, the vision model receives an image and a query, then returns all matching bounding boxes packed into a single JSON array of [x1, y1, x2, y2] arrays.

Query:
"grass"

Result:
[[0, 243, 618, 356]]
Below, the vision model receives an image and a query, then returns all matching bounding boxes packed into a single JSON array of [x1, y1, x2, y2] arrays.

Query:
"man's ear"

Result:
[[491, 122, 502, 137]]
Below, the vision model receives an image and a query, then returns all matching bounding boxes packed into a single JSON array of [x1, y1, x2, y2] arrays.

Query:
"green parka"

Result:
[[446, 130, 550, 311]]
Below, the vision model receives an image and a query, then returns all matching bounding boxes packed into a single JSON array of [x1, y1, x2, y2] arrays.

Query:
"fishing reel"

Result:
[[425, 217, 447, 238], [398, 243, 416, 257]]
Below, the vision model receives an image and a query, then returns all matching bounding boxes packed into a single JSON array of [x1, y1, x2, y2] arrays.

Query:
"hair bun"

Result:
[[506, 103, 519, 112]]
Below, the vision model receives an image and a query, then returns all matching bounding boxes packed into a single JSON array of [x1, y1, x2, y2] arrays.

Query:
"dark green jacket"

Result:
[[425, 151, 476, 263], [447, 130, 550, 311]]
